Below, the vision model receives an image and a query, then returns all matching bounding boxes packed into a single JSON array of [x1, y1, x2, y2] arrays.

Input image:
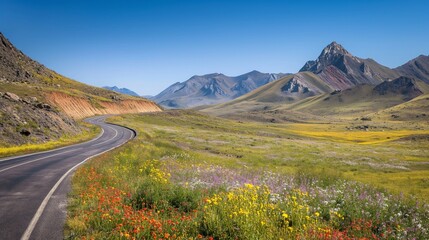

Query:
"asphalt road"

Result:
[[0, 115, 135, 240]]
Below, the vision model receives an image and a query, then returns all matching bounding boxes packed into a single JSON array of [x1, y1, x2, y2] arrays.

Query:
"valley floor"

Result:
[[66, 111, 429, 239]]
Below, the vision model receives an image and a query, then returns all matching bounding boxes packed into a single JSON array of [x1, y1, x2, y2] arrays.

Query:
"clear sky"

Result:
[[1, 0, 428, 95]]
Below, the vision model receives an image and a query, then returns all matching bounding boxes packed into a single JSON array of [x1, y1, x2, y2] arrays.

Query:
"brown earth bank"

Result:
[[46, 92, 162, 119], [0, 89, 162, 146], [0, 33, 163, 147]]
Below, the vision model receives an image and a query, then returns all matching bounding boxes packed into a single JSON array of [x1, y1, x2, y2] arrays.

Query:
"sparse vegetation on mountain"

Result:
[[0, 32, 161, 147], [395, 55, 429, 84], [153, 71, 288, 108], [200, 42, 429, 123]]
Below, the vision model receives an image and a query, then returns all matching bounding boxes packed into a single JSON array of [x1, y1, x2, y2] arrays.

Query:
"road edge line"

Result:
[[20, 126, 135, 240], [0, 123, 105, 162]]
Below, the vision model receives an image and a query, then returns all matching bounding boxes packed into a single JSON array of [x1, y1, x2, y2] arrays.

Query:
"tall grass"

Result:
[[66, 112, 429, 239]]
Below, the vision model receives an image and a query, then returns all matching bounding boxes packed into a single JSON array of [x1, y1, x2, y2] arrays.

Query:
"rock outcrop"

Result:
[[0, 91, 79, 145]]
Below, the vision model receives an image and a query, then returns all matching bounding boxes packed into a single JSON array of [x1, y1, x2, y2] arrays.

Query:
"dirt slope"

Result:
[[46, 92, 161, 119], [1, 32, 162, 145]]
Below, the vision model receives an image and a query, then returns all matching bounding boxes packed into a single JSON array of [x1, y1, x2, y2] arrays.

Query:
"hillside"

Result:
[[200, 42, 429, 122], [371, 93, 429, 121], [0, 33, 161, 146], [200, 72, 332, 117], [201, 42, 401, 116], [283, 76, 429, 117], [299, 42, 399, 89], [395, 55, 429, 84], [152, 71, 288, 108]]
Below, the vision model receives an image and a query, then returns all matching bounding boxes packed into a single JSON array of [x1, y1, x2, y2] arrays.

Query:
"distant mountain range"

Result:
[[103, 86, 140, 97], [154, 41, 429, 110], [152, 71, 289, 108], [201, 42, 429, 120]]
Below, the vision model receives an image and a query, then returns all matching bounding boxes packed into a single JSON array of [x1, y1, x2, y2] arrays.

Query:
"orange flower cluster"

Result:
[[75, 167, 203, 239]]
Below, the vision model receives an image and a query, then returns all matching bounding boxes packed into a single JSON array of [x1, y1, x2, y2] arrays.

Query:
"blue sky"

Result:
[[1, 0, 428, 95]]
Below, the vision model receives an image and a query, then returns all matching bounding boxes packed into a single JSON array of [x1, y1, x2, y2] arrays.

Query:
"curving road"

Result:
[[0, 115, 135, 240]]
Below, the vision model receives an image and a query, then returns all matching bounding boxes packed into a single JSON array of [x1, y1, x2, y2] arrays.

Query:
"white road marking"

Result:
[[20, 127, 134, 240], [0, 149, 78, 174], [92, 125, 118, 147], [0, 127, 105, 162]]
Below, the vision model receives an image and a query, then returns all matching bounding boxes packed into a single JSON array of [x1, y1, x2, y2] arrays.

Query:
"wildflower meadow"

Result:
[[66, 112, 429, 239]]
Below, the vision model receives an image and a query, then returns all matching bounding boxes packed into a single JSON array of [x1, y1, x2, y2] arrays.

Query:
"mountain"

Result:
[[300, 42, 399, 90], [0, 32, 161, 146], [202, 74, 429, 121], [103, 86, 140, 97], [371, 93, 429, 121], [225, 72, 332, 104], [152, 71, 288, 108], [395, 55, 429, 84], [283, 76, 429, 116], [202, 42, 403, 116], [200, 42, 429, 121], [199, 72, 333, 117]]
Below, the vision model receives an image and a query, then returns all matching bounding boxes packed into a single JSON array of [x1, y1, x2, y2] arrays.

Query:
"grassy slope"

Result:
[[280, 79, 429, 118], [1, 34, 159, 152], [201, 72, 331, 117], [0, 68, 137, 154], [0, 74, 142, 104], [371, 93, 429, 121], [109, 111, 429, 199], [282, 85, 394, 117], [66, 111, 429, 239], [0, 79, 107, 154]]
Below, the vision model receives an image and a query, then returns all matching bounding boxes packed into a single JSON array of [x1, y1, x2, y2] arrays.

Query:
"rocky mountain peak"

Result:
[[317, 42, 352, 69], [321, 41, 350, 57], [298, 41, 400, 89], [300, 41, 352, 73]]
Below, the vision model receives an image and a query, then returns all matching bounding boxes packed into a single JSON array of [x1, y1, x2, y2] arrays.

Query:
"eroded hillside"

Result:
[[46, 92, 161, 119], [0, 33, 161, 146]]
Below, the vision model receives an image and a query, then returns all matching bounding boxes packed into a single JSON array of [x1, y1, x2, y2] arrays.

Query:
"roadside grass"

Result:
[[66, 110, 429, 239], [0, 121, 100, 158]]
